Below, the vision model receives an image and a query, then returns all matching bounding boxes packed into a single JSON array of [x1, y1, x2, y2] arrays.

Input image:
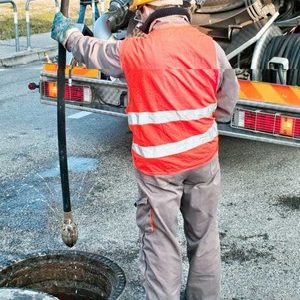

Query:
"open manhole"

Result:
[[0, 250, 126, 300], [0, 288, 59, 299]]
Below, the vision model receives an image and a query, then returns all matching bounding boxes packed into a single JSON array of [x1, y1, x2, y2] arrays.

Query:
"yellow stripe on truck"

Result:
[[43, 63, 100, 79], [239, 80, 300, 107]]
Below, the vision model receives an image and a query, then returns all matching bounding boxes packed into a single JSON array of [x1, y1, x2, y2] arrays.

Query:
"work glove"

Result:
[[51, 12, 78, 47]]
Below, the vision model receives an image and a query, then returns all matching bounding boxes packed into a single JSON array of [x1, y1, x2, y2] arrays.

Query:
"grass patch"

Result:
[[0, 0, 101, 40], [0, 15, 54, 40]]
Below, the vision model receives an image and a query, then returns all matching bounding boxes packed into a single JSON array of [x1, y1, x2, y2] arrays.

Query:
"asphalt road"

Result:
[[0, 64, 299, 300]]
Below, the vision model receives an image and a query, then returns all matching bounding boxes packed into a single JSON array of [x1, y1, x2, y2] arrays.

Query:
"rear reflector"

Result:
[[232, 107, 300, 139], [42, 81, 92, 103]]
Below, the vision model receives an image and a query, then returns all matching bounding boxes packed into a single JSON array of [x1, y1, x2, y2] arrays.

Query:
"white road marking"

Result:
[[0, 66, 41, 72], [68, 111, 92, 119], [21, 66, 43, 70]]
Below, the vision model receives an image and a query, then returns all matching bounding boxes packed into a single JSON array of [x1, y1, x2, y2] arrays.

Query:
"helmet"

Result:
[[129, 0, 183, 11]]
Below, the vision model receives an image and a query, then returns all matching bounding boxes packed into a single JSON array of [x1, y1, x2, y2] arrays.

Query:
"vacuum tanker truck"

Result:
[[33, 0, 300, 147]]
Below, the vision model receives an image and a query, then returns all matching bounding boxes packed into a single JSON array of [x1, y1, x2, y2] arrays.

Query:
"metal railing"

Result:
[[0, 0, 19, 51], [79, 0, 98, 31], [25, 0, 59, 50], [91, 0, 96, 31]]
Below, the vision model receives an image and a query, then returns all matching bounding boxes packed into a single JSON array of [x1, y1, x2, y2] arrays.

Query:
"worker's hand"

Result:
[[51, 12, 78, 47]]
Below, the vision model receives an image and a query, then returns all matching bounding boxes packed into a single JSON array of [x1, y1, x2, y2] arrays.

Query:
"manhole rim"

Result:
[[0, 250, 126, 300]]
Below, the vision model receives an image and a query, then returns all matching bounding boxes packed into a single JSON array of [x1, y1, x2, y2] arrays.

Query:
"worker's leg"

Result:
[[135, 170, 184, 300], [77, 4, 87, 24], [180, 155, 221, 300]]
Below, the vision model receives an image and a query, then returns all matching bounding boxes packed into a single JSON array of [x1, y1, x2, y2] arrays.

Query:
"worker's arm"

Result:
[[51, 12, 124, 78], [66, 31, 124, 78], [214, 42, 239, 123]]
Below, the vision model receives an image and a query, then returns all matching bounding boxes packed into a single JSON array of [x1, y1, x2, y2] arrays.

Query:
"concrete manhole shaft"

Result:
[[0, 250, 126, 300]]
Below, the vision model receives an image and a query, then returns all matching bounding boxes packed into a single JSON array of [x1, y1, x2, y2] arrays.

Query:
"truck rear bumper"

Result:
[[41, 99, 300, 147], [218, 123, 300, 147]]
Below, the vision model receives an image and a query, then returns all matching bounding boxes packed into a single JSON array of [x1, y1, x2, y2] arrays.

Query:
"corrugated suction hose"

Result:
[[261, 34, 300, 86]]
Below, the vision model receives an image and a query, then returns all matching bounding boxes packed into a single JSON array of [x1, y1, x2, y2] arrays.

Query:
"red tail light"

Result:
[[42, 81, 91, 103], [232, 108, 300, 139]]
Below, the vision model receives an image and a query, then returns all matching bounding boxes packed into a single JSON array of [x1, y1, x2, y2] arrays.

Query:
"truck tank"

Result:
[[94, 0, 300, 85]]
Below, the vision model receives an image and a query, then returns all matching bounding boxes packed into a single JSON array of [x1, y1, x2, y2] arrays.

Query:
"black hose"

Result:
[[57, 0, 71, 213], [57, 0, 78, 248], [261, 33, 300, 86], [260, 36, 281, 82], [277, 65, 285, 84], [276, 0, 294, 21], [296, 44, 300, 72], [278, 35, 295, 84], [283, 35, 300, 85]]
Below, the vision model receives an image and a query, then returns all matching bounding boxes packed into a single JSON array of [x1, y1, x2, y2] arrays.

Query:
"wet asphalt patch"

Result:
[[0, 156, 102, 232], [221, 241, 275, 264], [275, 195, 300, 210], [38, 156, 98, 178], [237, 233, 269, 241], [220, 231, 275, 265]]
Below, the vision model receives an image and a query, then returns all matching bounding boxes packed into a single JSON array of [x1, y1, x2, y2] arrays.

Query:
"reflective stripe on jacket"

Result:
[[120, 24, 220, 175]]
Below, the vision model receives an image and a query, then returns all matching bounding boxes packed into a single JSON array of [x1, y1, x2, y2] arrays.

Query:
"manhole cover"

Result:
[[0, 250, 126, 300]]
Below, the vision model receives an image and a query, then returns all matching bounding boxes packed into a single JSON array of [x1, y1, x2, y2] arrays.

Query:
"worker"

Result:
[[51, 0, 239, 298], [77, 0, 100, 24]]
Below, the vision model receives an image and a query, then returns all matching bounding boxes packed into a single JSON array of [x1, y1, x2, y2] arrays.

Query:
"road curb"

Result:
[[0, 46, 57, 68]]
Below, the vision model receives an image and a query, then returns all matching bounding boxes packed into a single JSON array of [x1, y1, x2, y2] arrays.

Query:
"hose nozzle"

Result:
[[62, 212, 78, 247]]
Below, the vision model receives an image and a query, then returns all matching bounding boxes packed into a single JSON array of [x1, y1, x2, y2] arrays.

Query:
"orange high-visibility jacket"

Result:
[[120, 24, 220, 175]]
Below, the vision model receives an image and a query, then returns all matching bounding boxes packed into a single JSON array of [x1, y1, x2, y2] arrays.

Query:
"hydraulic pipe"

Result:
[[94, 0, 130, 39], [94, 12, 112, 39], [57, 0, 78, 248]]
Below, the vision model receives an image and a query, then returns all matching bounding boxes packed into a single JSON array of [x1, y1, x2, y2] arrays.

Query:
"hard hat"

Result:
[[129, 0, 183, 11]]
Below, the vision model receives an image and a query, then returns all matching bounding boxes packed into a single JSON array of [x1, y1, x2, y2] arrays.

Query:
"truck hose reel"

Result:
[[260, 33, 300, 86]]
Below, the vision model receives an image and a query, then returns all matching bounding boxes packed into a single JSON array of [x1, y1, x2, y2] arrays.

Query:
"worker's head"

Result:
[[130, 0, 183, 24], [129, 0, 183, 12]]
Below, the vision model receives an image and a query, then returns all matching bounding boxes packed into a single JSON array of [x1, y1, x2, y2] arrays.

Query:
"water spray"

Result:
[[57, 0, 78, 247]]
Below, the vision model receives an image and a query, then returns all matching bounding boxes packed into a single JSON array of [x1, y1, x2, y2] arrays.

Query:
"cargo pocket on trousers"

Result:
[[135, 197, 156, 234]]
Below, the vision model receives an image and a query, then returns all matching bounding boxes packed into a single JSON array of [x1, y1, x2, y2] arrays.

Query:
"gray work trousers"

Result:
[[134, 155, 221, 300]]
